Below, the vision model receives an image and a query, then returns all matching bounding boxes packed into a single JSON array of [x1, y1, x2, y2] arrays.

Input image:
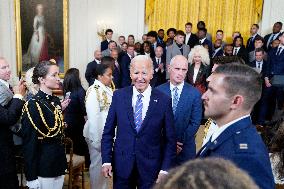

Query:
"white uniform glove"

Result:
[[26, 179, 40, 189]]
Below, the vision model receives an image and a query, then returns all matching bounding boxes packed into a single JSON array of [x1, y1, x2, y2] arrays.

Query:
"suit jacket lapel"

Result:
[[137, 89, 159, 135], [197, 117, 252, 157], [124, 87, 137, 133]]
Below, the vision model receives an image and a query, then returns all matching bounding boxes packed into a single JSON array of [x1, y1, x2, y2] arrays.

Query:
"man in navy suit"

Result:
[[101, 29, 113, 51], [212, 39, 224, 58], [264, 22, 282, 52], [197, 63, 274, 189], [157, 55, 202, 164], [197, 28, 213, 57], [246, 24, 261, 52], [110, 48, 121, 89], [120, 45, 135, 87], [101, 55, 176, 189], [258, 32, 284, 125], [85, 50, 102, 86], [248, 48, 268, 125], [150, 46, 166, 87], [184, 22, 198, 49]]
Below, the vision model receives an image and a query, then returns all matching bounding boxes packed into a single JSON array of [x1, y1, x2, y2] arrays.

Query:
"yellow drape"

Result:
[[145, 0, 263, 43]]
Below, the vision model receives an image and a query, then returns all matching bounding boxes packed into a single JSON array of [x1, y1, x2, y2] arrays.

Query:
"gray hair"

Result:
[[130, 55, 154, 74]]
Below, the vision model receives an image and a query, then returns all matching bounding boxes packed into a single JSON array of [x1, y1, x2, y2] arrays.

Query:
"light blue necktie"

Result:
[[172, 87, 179, 114], [134, 94, 143, 132]]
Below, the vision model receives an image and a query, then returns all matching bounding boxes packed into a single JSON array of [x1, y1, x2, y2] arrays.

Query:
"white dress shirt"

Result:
[[233, 47, 240, 55], [170, 82, 184, 106], [255, 60, 263, 73], [202, 115, 250, 147], [132, 85, 151, 121], [185, 33, 191, 45], [199, 37, 206, 44]]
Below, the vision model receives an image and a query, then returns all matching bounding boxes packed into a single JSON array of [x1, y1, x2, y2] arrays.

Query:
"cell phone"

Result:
[[64, 92, 71, 100]]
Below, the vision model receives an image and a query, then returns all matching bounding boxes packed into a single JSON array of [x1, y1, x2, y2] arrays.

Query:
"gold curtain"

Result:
[[145, 0, 263, 43]]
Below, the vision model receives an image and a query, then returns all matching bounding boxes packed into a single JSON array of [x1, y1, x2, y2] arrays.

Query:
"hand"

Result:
[[156, 172, 167, 184], [26, 179, 40, 189], [13, 79, 26, 96], [158, 63, 164, 70], [265, 78, 272, 88], [177, 142, 183, 154], [61, 98, 71, 111], [102, 165, 112, 178]]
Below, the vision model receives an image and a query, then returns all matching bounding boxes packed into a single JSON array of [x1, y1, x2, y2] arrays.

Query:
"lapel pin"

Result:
[[236, 131, 241, 134], [213, 140, 217, 145], [154, 99, 158, 102], [239, 143, 248, 150]]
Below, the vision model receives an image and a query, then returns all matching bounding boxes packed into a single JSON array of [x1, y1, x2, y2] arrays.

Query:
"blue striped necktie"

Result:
[[172, 87, 179, 114], [134, 94, 143, 132]]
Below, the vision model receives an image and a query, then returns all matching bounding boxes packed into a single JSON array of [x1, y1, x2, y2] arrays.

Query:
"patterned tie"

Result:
[[134, 94, 143, 132], [172, 87, 179, 114]]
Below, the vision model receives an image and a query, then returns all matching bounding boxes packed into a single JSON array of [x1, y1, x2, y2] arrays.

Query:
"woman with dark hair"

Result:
[[83, 63, 113, 189], [232, 36, 249, 63], [63, 68, 88, 161], [21, 60, 70, 189]]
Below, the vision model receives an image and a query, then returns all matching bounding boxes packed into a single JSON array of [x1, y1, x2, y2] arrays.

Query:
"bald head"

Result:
[[169, 55, 188, 85], [94, 50, 102, 61], [0, 57, 11, 81]]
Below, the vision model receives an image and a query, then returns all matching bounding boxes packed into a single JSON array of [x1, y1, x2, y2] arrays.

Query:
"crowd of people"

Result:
[[0, 19, 284, 189]]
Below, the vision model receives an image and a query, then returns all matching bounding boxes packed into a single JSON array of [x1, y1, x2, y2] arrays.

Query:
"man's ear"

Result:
[[230, 95, 244, 110]]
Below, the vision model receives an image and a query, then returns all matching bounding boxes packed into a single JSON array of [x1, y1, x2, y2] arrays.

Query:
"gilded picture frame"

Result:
[[15, 0, 69, 78]]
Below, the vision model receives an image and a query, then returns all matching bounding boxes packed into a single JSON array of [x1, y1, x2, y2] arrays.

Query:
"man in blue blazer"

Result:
[[157, 55, 202, 164], [120, 45, 135, 87], [101, 55, 176, 189], [197, 63, 274, 189]]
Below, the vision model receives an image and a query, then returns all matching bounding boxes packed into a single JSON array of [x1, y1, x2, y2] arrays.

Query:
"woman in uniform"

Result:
[[21, 60, 69, 189], [83, 63, 113, 189]]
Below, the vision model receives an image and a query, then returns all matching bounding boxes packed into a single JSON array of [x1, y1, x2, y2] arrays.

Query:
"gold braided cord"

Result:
[[145, 0, 263, 44], [23, 101, 63, 138], [203, 118, 212, 140]]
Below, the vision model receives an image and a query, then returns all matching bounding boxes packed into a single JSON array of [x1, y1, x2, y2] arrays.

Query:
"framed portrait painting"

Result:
[[15, 0, 69, 77]]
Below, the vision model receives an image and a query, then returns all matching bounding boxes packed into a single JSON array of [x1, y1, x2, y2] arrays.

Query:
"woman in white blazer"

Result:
[[83, 63, 113, 189]]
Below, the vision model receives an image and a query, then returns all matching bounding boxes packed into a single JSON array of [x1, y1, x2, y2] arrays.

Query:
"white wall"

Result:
[[0, 0, 145, 87], [260, 0, 284, 36]]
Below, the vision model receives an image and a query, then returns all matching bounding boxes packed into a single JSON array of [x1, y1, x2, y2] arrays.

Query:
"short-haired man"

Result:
[[258, 32, 284, 126], [212, 39, 224, 58], [85, 50, 102, 86], [102, 55, 176, 189], [102, 40, 117, 57], [215, 29, 226, 49], [110, 48, 121, 89], [166, 30, 190, 79], [197, 28, 213, 57], [120, 44, 135, 87], [157, 29, 165, 47], [0, 57, 26, 188], [101, 28, 113, 51], [184, 22, 198, 49], [197, 63, 274, 189], [128, 34, 135, 45], [264, 22, 283, 51], [248, 36, 267, 62], [246, 24, 261, 52], [166, 28, 177, 46], [150, 46, 166, 87], [147, 31, 159, 57], [157, 55, 202, 164]]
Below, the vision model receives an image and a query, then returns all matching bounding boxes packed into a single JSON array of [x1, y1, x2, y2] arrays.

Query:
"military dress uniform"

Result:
[[83, 79, 113, 189], [21, 90, 67, 189]]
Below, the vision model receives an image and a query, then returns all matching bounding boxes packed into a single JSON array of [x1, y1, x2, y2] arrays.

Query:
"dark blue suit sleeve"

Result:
[[184, 92, 202, 138], [101, 92, 118, 164], [161, 97, 176, 171], [85, 63, 94, 86], [0, 98, 24, 126], [120, 56, 131, 87]]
